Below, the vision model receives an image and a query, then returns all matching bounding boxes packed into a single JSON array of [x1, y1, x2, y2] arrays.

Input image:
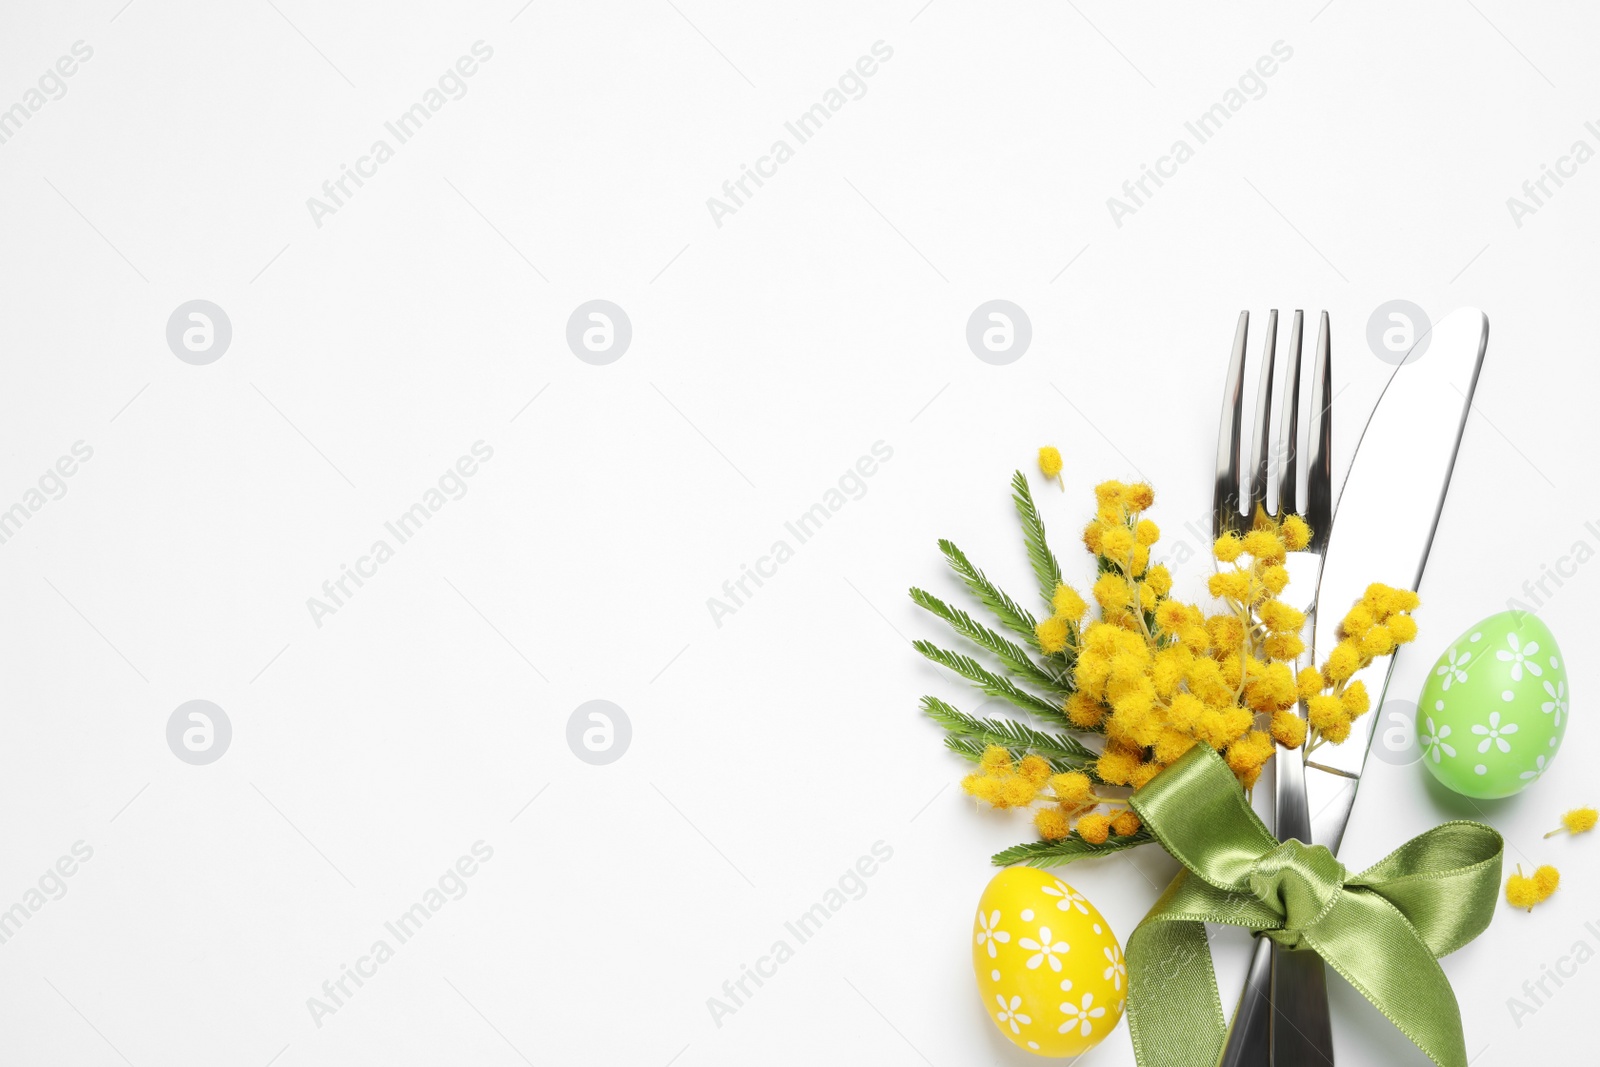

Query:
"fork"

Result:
[[1212, 309, 1335, 1067]]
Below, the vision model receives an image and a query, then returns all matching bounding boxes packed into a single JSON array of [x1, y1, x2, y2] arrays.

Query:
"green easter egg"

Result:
[[1416, 611, 1568, 798]]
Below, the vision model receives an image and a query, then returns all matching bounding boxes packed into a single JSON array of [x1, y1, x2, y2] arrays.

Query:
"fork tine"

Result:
[[1247, 309, 1278, 523], [1276, 311, 1304, 518], [1214, 311, 1249, 536], [1305, 310, 1333, 549]]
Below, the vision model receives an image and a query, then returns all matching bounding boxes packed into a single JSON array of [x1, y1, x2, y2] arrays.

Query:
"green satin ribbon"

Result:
[[1123, 745, 1502, 1067]]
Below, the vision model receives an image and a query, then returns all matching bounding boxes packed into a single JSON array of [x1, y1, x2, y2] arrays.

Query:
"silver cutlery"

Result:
[[1212, 309, 1335, 1067], [1219, 307, 1489, 1065]]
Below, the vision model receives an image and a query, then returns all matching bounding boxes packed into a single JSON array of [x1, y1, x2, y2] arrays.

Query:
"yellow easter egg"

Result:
[[971, 867, 1125, 1057]]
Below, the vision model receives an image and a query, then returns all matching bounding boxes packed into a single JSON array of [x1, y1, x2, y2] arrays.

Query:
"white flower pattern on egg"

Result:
[[1058, 992, 1106, 1037], [994, 994, 1031, 1035], [1103, 944, 1126, 990], [1421, 713, 1456, 764], [1496, 633, 1541, 682], [1041, 879, 1090, 914], [1541, 680, 1568, 727], [1472, 711, 1517, 754], [1435, 648, 1472, 690], [1521, 755, 1548, 783], [975, 910, 1010, 959], [1019, 926, 1069, 972]]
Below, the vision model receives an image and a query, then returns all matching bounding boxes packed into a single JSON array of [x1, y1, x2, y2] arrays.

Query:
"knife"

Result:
[[1303, 307, 1489, 851], [1274, 307, 1488, 1065]]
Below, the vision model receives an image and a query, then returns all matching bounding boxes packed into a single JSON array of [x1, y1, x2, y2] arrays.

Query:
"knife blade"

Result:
[[1304, 307, 1490, 854]]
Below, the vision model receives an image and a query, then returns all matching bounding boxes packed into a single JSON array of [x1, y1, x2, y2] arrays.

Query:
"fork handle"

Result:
[[1271, 942, 1334, 1065], [1216, 936, 1273, 1067]]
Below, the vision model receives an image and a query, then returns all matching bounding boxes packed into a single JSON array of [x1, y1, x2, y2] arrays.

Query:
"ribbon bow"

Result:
[[1124, 745, 1502, 1067]]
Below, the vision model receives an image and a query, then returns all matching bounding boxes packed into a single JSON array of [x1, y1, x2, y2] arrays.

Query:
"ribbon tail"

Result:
[[1125, 870, 1282, 1067], [1127, 916, 1223, 1067], [1304, 893, 1470, 1067]]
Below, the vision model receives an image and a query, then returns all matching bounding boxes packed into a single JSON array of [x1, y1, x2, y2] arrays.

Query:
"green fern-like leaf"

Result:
[[937, 539, 1039, 645], [913, 641, 1064, 721], [990, 830, 1153, 868], [1012, 471, 1063, 606], [909, 588, 1071, 693], [921, 696, 1095, 763]]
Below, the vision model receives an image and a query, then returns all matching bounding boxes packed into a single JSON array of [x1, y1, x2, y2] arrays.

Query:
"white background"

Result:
[[0, 1, 1595, 1065]]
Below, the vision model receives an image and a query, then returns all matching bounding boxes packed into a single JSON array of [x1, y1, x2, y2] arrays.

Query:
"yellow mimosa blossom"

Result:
[[1260, 564, 1290, 595], [1208, 570, 1251, 601], [1154, 728, 1197, 764], [1212, 533, 1244, 562], [1101, 525, 1136, 561], [1154, 600, 1190, 633], [1018, 755, 1052, 786], [1082, 521, 1105, 554], [999, 776, 1039, 808], [1093, 573, 1130, 611], [1506, 868, 1542, 910], [965, 775, 1002, 805], [1035, 806, 1071, 840], [1307, 695, 1344, 733], [1264, 633, 1305, 661], [1077, 813, 1112, 844], [1146, 563, 1173, 596], [980, 745, 1011, 774], [1341, 681, 1370, 719], [1165, 692, 1204, 729], [1387, 615, 1419, 644], [1051, 772, 1092, 805], [1281, 515, 1311, 550], [1341, 604, 1375, 636], [1547, 807, 1599, 837], [1036, 616, 1071, 654], [1052, 583, 1087, 622], [1259, 600, 1305, 635], [1325, 641, 1361, 682], [1065, 692, 1106, 728], [1111, 810, 1142, 836], [1039, 446, 1064, 488], [1270, 710, 1307, 749], [1359, 626, 1395, 658], [1241, 529, 1286, 563], [1096, 744, 1141, 786]]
